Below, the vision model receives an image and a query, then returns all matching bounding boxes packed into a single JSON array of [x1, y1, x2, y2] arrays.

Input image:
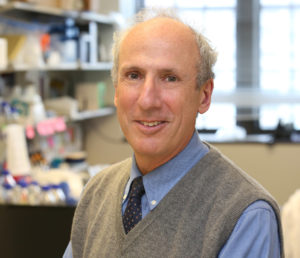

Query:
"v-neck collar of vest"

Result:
[[118, 147, 217, 250]]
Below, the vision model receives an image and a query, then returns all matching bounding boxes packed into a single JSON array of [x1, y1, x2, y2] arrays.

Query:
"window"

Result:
[[141, 0, 300, 133], [259, 0, 300, 130]]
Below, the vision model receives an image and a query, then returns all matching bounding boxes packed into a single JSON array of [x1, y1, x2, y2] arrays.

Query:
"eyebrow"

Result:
[[120, 66, 142, 72], [120, 65, 180, 75], [159, 68, 178, 74]]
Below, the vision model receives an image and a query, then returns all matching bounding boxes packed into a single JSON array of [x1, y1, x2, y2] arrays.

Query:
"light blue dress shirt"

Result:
[[63, 131, 281, 258]]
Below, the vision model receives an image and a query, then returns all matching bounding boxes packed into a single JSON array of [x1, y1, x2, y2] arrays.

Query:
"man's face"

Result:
[[114, 18, 213, 174]]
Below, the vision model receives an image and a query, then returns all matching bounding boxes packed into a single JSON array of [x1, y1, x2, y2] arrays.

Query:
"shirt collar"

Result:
[[124, 131, 209, 210]]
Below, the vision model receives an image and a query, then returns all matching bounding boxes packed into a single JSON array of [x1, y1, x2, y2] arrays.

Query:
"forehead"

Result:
[[119, 18, 199, 71], [129, 17, 193, 38]]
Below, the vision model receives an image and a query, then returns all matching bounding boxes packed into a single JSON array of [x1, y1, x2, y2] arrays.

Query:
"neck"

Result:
[[135, 156, 169, 175], [135, 133, 195, 175]]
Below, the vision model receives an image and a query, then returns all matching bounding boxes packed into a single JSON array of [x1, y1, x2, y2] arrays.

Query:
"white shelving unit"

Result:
[[71, 106, 115, 121], [0, 1, 78, 17], [0, 1, 116, 120], [0, 1, 115, 24], [0, 61, 113, 73]]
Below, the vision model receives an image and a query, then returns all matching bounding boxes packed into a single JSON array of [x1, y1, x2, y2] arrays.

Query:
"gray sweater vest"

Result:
[[71, 145, 283, 258]]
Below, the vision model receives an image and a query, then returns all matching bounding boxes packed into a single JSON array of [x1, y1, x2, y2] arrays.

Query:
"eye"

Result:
[[165, 75, 178, 82], [127, 72, 140, 80]]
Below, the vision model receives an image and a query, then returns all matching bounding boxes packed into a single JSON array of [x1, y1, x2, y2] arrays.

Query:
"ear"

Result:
[[198, 79, 214, 114], [114, 85, 118, 107]]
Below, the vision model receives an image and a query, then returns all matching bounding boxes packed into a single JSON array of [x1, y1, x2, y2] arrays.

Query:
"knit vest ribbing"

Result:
[[71, 145, 283, 258]]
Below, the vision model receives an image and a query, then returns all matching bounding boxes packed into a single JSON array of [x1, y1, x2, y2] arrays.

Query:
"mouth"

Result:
[[139, 121, 164, 127], [134, 119, 168, 135]]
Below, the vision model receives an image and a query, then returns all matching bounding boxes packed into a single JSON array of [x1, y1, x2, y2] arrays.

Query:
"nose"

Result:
[[137, 76, 162, 110]]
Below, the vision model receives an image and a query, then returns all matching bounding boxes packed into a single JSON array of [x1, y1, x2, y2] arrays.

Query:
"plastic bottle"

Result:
[[15, 180, 29, 205], [0, 170, 17, 204], [62, 18, 79, 63], [39, 185, 56, 205], [28, 181, 41, 205], [58, 181, 77, 206], [0, 184, 5, 204], [50, 184, 66, 205], [58, 181, 78, 206], [2, 183, 16, 204], [0, 169, 16, 187]]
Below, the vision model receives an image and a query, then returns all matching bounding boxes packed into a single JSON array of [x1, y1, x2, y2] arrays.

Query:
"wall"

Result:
[[96, 0, 136, 18], [213, 143, 300, 206]]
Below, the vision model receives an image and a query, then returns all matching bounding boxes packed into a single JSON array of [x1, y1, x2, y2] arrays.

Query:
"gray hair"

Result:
[[111, 8, 218, 89]]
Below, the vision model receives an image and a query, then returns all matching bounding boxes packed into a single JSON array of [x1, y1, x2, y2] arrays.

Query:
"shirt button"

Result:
[[151, 200, 157, 206]]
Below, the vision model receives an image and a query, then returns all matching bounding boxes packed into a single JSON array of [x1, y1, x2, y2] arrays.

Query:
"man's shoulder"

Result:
[[81, 157, 132, 199], [94, 157, 132, 181], [199, 144, 272, 195], [192, 144, 279, 212]]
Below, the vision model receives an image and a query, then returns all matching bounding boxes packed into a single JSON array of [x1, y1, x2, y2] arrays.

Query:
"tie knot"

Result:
[[130, 176, 145, 198]]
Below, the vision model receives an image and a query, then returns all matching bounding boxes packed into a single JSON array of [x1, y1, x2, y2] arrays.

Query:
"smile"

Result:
[[140, 121, 163, 127]]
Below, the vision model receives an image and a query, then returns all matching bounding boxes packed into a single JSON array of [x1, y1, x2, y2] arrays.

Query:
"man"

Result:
[[64, 9, 283, 258]]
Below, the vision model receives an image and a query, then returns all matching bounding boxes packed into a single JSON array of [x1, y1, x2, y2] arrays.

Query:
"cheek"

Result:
[[116, 88, 139, 116], [166, 90, 196, 112], [177, 93, 201, 121]]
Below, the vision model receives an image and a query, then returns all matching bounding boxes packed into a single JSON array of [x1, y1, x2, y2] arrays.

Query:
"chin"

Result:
[[132, 141, 162, 156]]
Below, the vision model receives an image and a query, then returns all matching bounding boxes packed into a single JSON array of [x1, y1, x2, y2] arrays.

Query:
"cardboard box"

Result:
[[76, 82, 106, 111], [19, 0, 84, 11], [22, 0, 60, 8], [0, 38, 8, 69], [1, 35, 26, 62], [82, 0, 100, 12]]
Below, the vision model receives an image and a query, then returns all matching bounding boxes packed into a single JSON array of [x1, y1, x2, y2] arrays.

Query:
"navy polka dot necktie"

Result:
[[123, 176, 145, 234]]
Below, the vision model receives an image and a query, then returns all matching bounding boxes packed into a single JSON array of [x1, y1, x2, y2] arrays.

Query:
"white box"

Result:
[[0, 38, 8, 69], [76, 82, 106, 111]]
